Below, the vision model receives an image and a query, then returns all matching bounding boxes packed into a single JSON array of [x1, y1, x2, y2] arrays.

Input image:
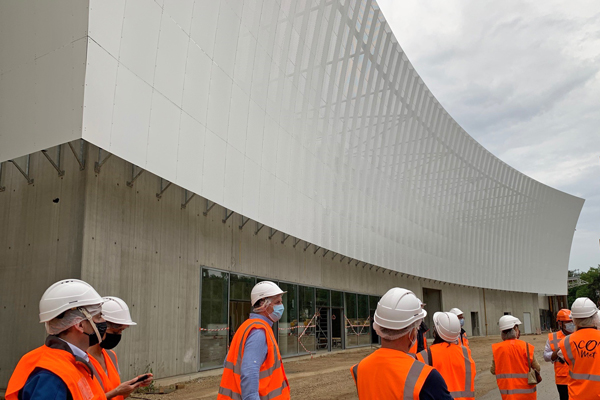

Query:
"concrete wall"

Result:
[[0, 146, 88, 387], [0, 142, 541, 388]]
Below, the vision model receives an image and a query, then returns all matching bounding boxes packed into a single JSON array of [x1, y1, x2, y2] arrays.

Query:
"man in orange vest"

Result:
[[491, 315, 540, 399], [416, 312, 476, 399], [543, 309, 573, 400], [218, 281, 290, 400], [449, 308, 470, 347], [6, 279, 108, 400], [558, 297, 600, 400], [88, 297, 153, 400], [350, 287, 453, 399]]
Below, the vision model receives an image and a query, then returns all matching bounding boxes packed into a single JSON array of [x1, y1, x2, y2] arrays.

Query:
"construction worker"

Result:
[[449, 308, 470, 347], [6, 279, 108, 400], [491, 315, 540, 399], [408, 302, 429, 354], [350, 287, 453, 399], [416, 312, 476, 399], [558, 297, 600, 400], [88, 297, 153, 400], [408, 320, 429, 354], [218, 281, 290, 400], [543, 309, 573, 400]]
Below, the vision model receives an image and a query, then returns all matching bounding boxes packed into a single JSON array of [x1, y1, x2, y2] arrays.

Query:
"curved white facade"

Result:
[[0, 0, 583, 294]]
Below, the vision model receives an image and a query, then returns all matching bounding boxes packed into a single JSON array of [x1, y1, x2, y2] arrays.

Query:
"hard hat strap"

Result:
[[79, 307, 103, 344]]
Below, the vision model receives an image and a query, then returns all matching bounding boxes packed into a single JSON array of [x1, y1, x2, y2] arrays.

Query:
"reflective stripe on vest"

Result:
[[499, 388, 537, 395], [218, 319, 289, 400], [562, 334, 575, 367], [222, 322, 282, 379], [492, 340, 536, 400], [6, 345, 106, 400], [105, 350, 120, 376], [419, 344, 474, 399], [350, 348, 433, 400], [403, 361, 425, 399], [90, 365, 105, 391], [450, 345, 475, 399], [569, 371, 600, 382]]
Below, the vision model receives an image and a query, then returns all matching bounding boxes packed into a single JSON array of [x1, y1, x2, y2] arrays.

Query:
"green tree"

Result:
[[578, 266, 600, 305]]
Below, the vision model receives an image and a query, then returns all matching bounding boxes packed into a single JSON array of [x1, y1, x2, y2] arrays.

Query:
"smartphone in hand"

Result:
[[133, 374, 150, 384]]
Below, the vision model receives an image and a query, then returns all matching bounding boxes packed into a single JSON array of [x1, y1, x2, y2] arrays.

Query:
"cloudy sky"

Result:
[[377, 0, 600, 272]]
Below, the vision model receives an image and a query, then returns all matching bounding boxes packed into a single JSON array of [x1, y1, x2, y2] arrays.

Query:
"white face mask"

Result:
[[564, 322, 575, 334]]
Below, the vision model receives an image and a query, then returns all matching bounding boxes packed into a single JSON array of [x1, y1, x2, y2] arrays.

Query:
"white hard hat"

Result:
[[374, 288, 427, 330], [449, 308, 463, 316], [102, 296, 137, 326], [571, 297, 598, 318], [499, 315, 522, 331], [250, 281, 286, 306], [39, 279, 103, 323], [433, 312, 461, 343]]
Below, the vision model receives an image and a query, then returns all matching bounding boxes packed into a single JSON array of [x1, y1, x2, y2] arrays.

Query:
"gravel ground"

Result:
[[133, 334, 554, 400]]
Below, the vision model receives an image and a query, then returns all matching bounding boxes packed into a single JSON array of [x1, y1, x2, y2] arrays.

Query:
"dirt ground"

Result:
[[133, 334, 550, 400]]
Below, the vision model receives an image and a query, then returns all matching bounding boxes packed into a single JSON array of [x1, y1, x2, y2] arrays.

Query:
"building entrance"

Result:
[[422, 288, 442, 338]]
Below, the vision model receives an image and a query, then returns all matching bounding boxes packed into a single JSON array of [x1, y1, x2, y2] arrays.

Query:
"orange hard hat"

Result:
[[557, 309, 572, 322]]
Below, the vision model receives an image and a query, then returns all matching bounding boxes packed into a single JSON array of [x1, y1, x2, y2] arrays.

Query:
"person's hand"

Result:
[[138, 373, 154, 387], [551, 347, 559, 361], [108, 377, 143, 399]]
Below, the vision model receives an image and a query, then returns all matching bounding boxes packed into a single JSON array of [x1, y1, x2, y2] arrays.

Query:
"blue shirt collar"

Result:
[[250, 313, 273, 327]]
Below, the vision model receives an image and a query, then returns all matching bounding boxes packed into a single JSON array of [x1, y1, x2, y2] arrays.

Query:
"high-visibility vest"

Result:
[[6, 344, 106, 400], [408, 331, 428, 354], [417, 343, 476, 399], [491, 339, 537, 400], [218, 318, 290, 400], [350, 348, 434, 399], [89, 349, 123, 400], [559, 328, 600, 400], [460, 332, 470, 347], [547, 331, 570, 385]]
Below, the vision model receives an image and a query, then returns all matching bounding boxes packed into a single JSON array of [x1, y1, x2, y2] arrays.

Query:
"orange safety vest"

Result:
[[460, 332, 470, 347], [89, 349, 123, 400], [417, 343, 476, 399], [547, 331, 570, 385], [6, 340, 106, 400], [559, 328, 600, 400], [408, 331, 428, 354], [492, 339, 536, 400], [218, 318, 290, 400], [351, 348, 434, 399]]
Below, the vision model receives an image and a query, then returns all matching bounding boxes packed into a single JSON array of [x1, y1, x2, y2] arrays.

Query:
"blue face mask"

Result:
[[269, 304, 284, 322], [460, 319, 465, 327]]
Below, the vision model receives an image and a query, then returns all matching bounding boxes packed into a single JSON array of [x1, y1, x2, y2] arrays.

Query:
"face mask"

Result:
[[460, 319, 465, 327], [564, 322, 575, 334], [85, 321, 107, 347], [269, 304, 284, 322], [100, 333, 122, 349]]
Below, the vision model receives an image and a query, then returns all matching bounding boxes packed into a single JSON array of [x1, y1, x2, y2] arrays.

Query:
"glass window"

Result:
[[345, 293, 358, 347], [369, 295, 379, 310], [316, 288, 330, 307], [230, 274, 255, 301], [299, 286, 316, 353], [200, 269, 229, 369], [331, 290, 343, 308], [278, 283, 298, 356], [358, 294, 370, 346], [229, 274, 255, 344]]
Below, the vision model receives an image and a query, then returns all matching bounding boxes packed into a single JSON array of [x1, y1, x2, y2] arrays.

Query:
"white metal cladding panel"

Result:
[[80, 0, 584, 294], [0, 0, 88, 162]]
